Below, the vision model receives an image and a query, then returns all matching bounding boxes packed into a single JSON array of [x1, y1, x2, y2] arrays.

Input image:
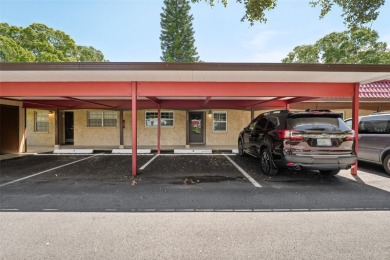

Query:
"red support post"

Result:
[[157, 104, 161, 154], [351, 82, 359, 175], [132, 82, 138, 176]]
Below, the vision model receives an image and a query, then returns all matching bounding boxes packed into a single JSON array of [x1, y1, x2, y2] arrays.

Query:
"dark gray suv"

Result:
[[346, 113, 390, 175], [238, 110, 357, 176]]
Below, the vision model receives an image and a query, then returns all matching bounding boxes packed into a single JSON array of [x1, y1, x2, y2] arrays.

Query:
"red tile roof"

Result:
[[361, 80, 390, 98]]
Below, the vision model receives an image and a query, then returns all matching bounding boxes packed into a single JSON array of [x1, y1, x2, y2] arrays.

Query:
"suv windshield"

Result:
[[287, 117, 350, 132]]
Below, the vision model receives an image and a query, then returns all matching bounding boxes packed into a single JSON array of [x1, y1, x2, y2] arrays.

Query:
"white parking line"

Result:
[[35, 154, 154, 156], [139, 154, 159, 170], [223, 155, 262, 188], [0, 154, 101, 188], [160, 154, 236, 156]]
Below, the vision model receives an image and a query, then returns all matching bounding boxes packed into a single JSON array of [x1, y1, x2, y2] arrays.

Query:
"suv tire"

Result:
[[260, 148, 278, 176], [238, 139, 247, 157], [319, 169, 340, 176], [383, 154, 390, 175]]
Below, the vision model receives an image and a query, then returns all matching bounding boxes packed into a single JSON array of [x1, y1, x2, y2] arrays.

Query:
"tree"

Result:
[[282, 27, 390, 64], [160, 0, 200, 62], [0, 23, 107, 62], [77, 46, 106, 62], [192, 0, 385, 28], [0, 35, 35, 62]]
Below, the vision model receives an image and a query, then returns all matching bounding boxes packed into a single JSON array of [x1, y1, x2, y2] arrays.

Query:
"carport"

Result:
[[1, 62, 390, 176]]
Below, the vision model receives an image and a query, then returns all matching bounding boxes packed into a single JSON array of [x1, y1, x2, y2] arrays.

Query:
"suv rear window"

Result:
[[287, 117, 350, 132]]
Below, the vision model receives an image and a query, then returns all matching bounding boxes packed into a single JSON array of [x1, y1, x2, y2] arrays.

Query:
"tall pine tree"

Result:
[[160, 0, 200, 62]]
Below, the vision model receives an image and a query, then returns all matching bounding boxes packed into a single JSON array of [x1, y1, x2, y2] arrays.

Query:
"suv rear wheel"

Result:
[[260, 148, 278, 176], [319, 170, 340, 176], [383, 154, 390, 175]]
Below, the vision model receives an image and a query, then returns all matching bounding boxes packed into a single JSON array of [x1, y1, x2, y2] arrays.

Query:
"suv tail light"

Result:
[[345, 130, 355, 141], [277, 130, 303, 140]]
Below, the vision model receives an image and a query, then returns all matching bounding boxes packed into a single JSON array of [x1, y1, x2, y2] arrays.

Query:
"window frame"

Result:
[[34, 111, 49, 133], [145, 111, 174, 127], [87, 111, 118, 128], [212, 111, 228, 133]]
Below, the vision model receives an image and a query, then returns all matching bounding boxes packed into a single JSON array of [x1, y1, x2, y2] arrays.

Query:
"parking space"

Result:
[[0, 154, 152, 185], [1, 153, 389, 212], [137, 154, 254, 187]]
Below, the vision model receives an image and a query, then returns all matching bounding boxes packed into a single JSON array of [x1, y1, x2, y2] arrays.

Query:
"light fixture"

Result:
[[208, 110, 212, 117], [49, 110, 54, 115]]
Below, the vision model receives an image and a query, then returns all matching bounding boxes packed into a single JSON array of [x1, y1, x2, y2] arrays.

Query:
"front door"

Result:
[[0, 105, 19, 154], [64, 112, 74, 144], [189, 112, 204, 144]]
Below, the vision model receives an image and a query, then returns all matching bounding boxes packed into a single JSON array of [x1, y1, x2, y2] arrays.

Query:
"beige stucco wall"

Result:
[[133, 110, 187, 146], [74, 109, 247, 147], [73, 109, 187, 147], [0, 99, 26, 153], [26, 108, 55, 147], [74, 110, 120, 146], [25, 105, 385, 148], [205, 110, 251, 146]]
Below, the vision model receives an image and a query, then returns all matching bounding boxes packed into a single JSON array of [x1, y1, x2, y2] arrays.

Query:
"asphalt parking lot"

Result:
[[1, 153, 389, 212]]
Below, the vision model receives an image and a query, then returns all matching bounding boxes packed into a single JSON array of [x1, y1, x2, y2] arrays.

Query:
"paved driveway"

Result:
[[1, 153, 390, 259], [1, 153, 389, 212]]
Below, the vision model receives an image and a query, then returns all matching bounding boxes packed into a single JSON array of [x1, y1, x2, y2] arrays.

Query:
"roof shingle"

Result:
[[360, 80, 390, 98]]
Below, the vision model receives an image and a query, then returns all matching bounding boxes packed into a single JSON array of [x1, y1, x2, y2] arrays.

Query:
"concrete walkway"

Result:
[[0, 145, 237, 160]]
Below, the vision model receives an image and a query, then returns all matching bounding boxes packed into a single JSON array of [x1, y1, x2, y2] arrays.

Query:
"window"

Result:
[[247, 119, 258, 131], [266, 117, 279, 129], [87, 111, 117, 127], [213, 112, 227, 132], [359, 119, 390, 134], [256, 117, 268, 131], [145, 111, 174, 127], [35, 111, 49, 132]]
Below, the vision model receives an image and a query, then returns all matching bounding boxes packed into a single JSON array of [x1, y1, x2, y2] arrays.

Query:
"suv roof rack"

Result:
[[261, 110, 289, 116], [304, 109, 332, 113]]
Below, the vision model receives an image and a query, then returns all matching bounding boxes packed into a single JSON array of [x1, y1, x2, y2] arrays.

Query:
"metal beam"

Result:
[[202, 97, 212, 107], [146, 96, 160, 104], [351, 83, 359, 175], [0, 82, 132, 97], [24, 101, 73, 109], [244, 97, 281, 108], [62, 96, 117, 108], [157, 104, 161, 154], [287, 97, 318, 104], [132, 82, 137, 177], [138, 82, 355, 98]]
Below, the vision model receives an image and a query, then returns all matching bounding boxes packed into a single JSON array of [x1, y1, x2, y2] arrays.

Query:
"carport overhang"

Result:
[[1, 62, 390, 176]]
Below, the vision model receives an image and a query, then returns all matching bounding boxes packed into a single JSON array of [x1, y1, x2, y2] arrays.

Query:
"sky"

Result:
[[1, 0, 390, 62]]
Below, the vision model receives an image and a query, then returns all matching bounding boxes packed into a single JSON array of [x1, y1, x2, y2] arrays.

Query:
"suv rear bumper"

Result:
[[276, 154, 357, 171]]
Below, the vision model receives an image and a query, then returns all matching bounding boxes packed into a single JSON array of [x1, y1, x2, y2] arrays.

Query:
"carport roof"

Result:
[[1, 62, 390, 110], [1, 62, 390, 83]]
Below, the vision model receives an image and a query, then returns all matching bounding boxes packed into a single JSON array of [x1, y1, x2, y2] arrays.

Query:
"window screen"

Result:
[[145, 111, 174, 127], [87, 111, 117, 127]]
